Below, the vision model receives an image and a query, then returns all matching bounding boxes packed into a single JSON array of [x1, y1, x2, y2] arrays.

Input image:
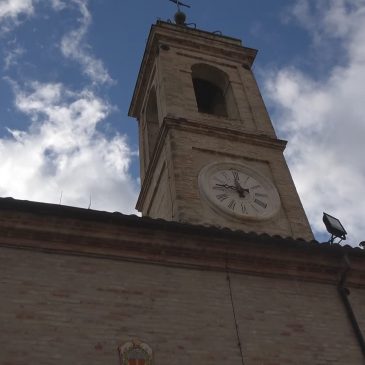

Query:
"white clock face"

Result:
[[198, 162, 281, 220]]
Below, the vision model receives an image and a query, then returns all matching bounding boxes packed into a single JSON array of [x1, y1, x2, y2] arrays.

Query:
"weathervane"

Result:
[[168, 0, 191, 25]]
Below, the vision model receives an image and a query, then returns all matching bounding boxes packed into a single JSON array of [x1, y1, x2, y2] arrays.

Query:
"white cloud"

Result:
[[0, 0, 35, 32], [264, 0, 365, 245], [60, 0, 114, 85], [3, 43, 24, 69], [0, 0, 112, 86], [50, 0, 66, 11], [0, 81, 138, 213], [0, 0, 131, 213], [0, 0, 34, 20]]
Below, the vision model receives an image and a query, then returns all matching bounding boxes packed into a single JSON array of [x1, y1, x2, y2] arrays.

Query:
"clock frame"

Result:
[[198, 162, 281, 221]]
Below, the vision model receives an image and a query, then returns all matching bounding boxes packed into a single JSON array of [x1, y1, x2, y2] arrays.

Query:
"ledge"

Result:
[[1, 197, 364, 287], [136, 116, 287, 210]]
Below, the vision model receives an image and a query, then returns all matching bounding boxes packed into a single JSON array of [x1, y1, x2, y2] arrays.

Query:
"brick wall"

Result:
[[1, 244, 365, 365], [231, 273, 364, 364], [1, 247, 239, 365]]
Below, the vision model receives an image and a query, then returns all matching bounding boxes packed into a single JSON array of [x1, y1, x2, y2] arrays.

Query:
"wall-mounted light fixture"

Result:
[[323, 212, 347, 244]]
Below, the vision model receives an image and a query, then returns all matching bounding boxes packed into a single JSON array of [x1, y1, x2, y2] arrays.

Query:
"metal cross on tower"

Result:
[[168, 0, 191, 11], [168, 0, 191, 25]]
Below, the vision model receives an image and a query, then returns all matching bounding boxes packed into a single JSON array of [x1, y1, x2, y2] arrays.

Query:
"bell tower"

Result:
[[129, 20, 314, 241]]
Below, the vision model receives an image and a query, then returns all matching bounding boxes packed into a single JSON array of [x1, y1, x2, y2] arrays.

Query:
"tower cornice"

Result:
[[136, 116, 287, 211]]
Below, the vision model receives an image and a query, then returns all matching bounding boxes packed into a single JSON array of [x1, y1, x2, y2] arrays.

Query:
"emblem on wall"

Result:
[[118, 339, 153, 365]]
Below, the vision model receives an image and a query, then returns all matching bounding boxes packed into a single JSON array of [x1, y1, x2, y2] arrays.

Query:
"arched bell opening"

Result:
[[191, 63, 239, 119]]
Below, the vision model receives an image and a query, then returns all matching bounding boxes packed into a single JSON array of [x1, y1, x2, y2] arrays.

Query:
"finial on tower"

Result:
[[168, 0, 191, 25]]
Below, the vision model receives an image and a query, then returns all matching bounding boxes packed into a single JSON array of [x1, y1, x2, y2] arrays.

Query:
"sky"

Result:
[[0, 0, 364, 246]]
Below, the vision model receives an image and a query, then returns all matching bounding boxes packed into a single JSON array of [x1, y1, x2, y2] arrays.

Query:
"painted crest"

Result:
[[118, 339, 153, 365]]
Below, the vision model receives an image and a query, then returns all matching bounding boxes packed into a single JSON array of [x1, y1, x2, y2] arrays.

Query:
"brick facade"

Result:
[[1, 199, 365, 364]]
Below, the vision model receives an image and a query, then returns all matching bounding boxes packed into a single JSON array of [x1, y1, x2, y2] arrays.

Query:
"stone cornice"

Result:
[[166, 116, 287, 150], [136, 116, 287, 211], [1, 198, 364, 288]]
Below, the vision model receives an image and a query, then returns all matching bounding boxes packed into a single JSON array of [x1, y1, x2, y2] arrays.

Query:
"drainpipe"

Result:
[[338, 254, 365, 358]]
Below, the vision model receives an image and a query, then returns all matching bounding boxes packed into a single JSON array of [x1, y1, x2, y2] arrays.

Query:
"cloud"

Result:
[[0, 0, 112, 86], [0, 0, 133, 214], [0, 81, 138, 213], [60, 0, 114, 85], [50, 0, 66, 11], [264, 0, 365, 245], [0, 0, 35, 32], [0, 0, 34, 20], [3, 43, 24, 69]]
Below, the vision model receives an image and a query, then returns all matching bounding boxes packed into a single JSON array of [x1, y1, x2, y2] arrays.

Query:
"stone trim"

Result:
[[136, 116, 287, 211], [1, 198, 364, 287]]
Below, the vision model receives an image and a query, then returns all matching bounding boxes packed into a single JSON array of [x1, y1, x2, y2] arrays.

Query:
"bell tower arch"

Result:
[[191, 63, 239, 118], [129, 21, 313, 241]]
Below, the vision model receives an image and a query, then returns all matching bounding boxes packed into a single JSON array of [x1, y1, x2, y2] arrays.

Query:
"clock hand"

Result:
[[233, 178, 250, 198], [215, 183, 237, 191]]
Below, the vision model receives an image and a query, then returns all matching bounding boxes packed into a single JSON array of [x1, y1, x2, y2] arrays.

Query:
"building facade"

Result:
[[1, 19, 365, 365]]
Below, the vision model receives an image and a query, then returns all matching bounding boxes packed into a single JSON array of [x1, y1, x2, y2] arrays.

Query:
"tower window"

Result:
[[193, 78, 227, 116], [191, 63, 238, 119]]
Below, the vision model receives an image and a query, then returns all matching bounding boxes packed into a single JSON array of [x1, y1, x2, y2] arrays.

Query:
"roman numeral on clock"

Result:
[[213, 185, 225, 191], [231, 170, 239, 181], [228, 200, 236, 210], [216, 194, 229, 202], [254, 198, 267, 209]]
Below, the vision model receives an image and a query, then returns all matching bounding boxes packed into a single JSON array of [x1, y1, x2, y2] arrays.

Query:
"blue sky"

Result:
[[0, 0, 364, 245]]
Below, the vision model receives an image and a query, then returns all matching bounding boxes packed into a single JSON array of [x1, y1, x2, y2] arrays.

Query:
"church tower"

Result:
[[129, 19, 314, 241], [2, 11, 365, 365]]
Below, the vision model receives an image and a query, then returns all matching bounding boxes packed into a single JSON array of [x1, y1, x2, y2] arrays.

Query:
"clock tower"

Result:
[[129, 20, 314, 241]]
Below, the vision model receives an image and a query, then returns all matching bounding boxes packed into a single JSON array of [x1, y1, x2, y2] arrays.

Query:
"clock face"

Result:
[[198, 162, 281, 220]]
